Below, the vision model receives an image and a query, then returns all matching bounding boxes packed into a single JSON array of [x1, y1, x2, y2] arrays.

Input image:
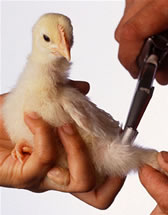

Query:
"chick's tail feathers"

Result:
[[92, 137, 159, 177]]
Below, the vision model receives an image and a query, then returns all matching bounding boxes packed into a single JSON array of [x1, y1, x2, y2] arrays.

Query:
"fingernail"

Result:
[[27, 112, 40, 119], [161, 151, 168, 163], [61, 124, 75, 135]]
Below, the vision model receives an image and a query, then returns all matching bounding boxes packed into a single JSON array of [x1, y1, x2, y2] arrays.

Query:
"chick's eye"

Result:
[[43, 34, 50, 42]]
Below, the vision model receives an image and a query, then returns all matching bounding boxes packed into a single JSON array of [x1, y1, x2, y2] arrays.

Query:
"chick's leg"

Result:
[[11, 142, 33, 163]]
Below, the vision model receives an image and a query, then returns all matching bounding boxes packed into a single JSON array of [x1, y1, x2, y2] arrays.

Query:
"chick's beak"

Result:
[[51, 36, 71, 61], [59, 41, 71, 61]]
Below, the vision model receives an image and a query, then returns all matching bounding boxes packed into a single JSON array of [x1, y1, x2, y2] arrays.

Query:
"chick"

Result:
[[2, 13, 161, 179]]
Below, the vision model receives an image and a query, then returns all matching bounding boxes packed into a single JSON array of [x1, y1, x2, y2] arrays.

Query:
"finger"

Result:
[[115, 0, 151, 42], [156, 69, 168, 85], [118, 0, 168, 77], [158, 152, 168, 174], [46, 123, 95, 192], [58, 124, 95, 191], [22, 114, 57, 183], [139, 165, 168, 212], [73, 176, 125, 209], [69, 80, 90, 95]]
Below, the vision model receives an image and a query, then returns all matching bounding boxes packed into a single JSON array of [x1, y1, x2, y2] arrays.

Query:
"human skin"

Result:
[[115, 0, 168, 85], [115, 0, 168, 213], [46, 81, 125, 209], [139, 152, 168, 215], [0, 80, 125, 209]]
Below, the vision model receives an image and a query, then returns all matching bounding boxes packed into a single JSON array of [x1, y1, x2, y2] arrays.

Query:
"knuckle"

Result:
[[117, 22, 138, 67], [120, 22, 139, 42], [114, 26, 121, 42], [117, 24, 140, 75]]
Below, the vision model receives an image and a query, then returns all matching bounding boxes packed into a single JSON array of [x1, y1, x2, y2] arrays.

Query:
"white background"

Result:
[[1, 1, 168, 215]]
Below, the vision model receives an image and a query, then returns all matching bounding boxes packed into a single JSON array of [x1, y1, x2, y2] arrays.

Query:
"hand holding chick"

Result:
[[0, 90, 97, 192]]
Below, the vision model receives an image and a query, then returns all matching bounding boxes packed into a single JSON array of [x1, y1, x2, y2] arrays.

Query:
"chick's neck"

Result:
[[28, 50, 71, 86]]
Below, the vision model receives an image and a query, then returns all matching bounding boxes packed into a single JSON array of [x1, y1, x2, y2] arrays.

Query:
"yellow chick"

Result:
[[2, 13, 161, 181]]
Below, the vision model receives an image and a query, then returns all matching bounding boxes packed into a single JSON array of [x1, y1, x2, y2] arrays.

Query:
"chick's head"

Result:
[[32, 13, 73, 62]]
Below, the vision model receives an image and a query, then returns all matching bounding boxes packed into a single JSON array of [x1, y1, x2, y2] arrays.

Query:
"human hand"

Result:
[[115, 0, 168, 85], [139, 152, 168, 215], [48, 122, 125, 209], [46, 80, 125, 209], [0, 81, 95, 193]]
